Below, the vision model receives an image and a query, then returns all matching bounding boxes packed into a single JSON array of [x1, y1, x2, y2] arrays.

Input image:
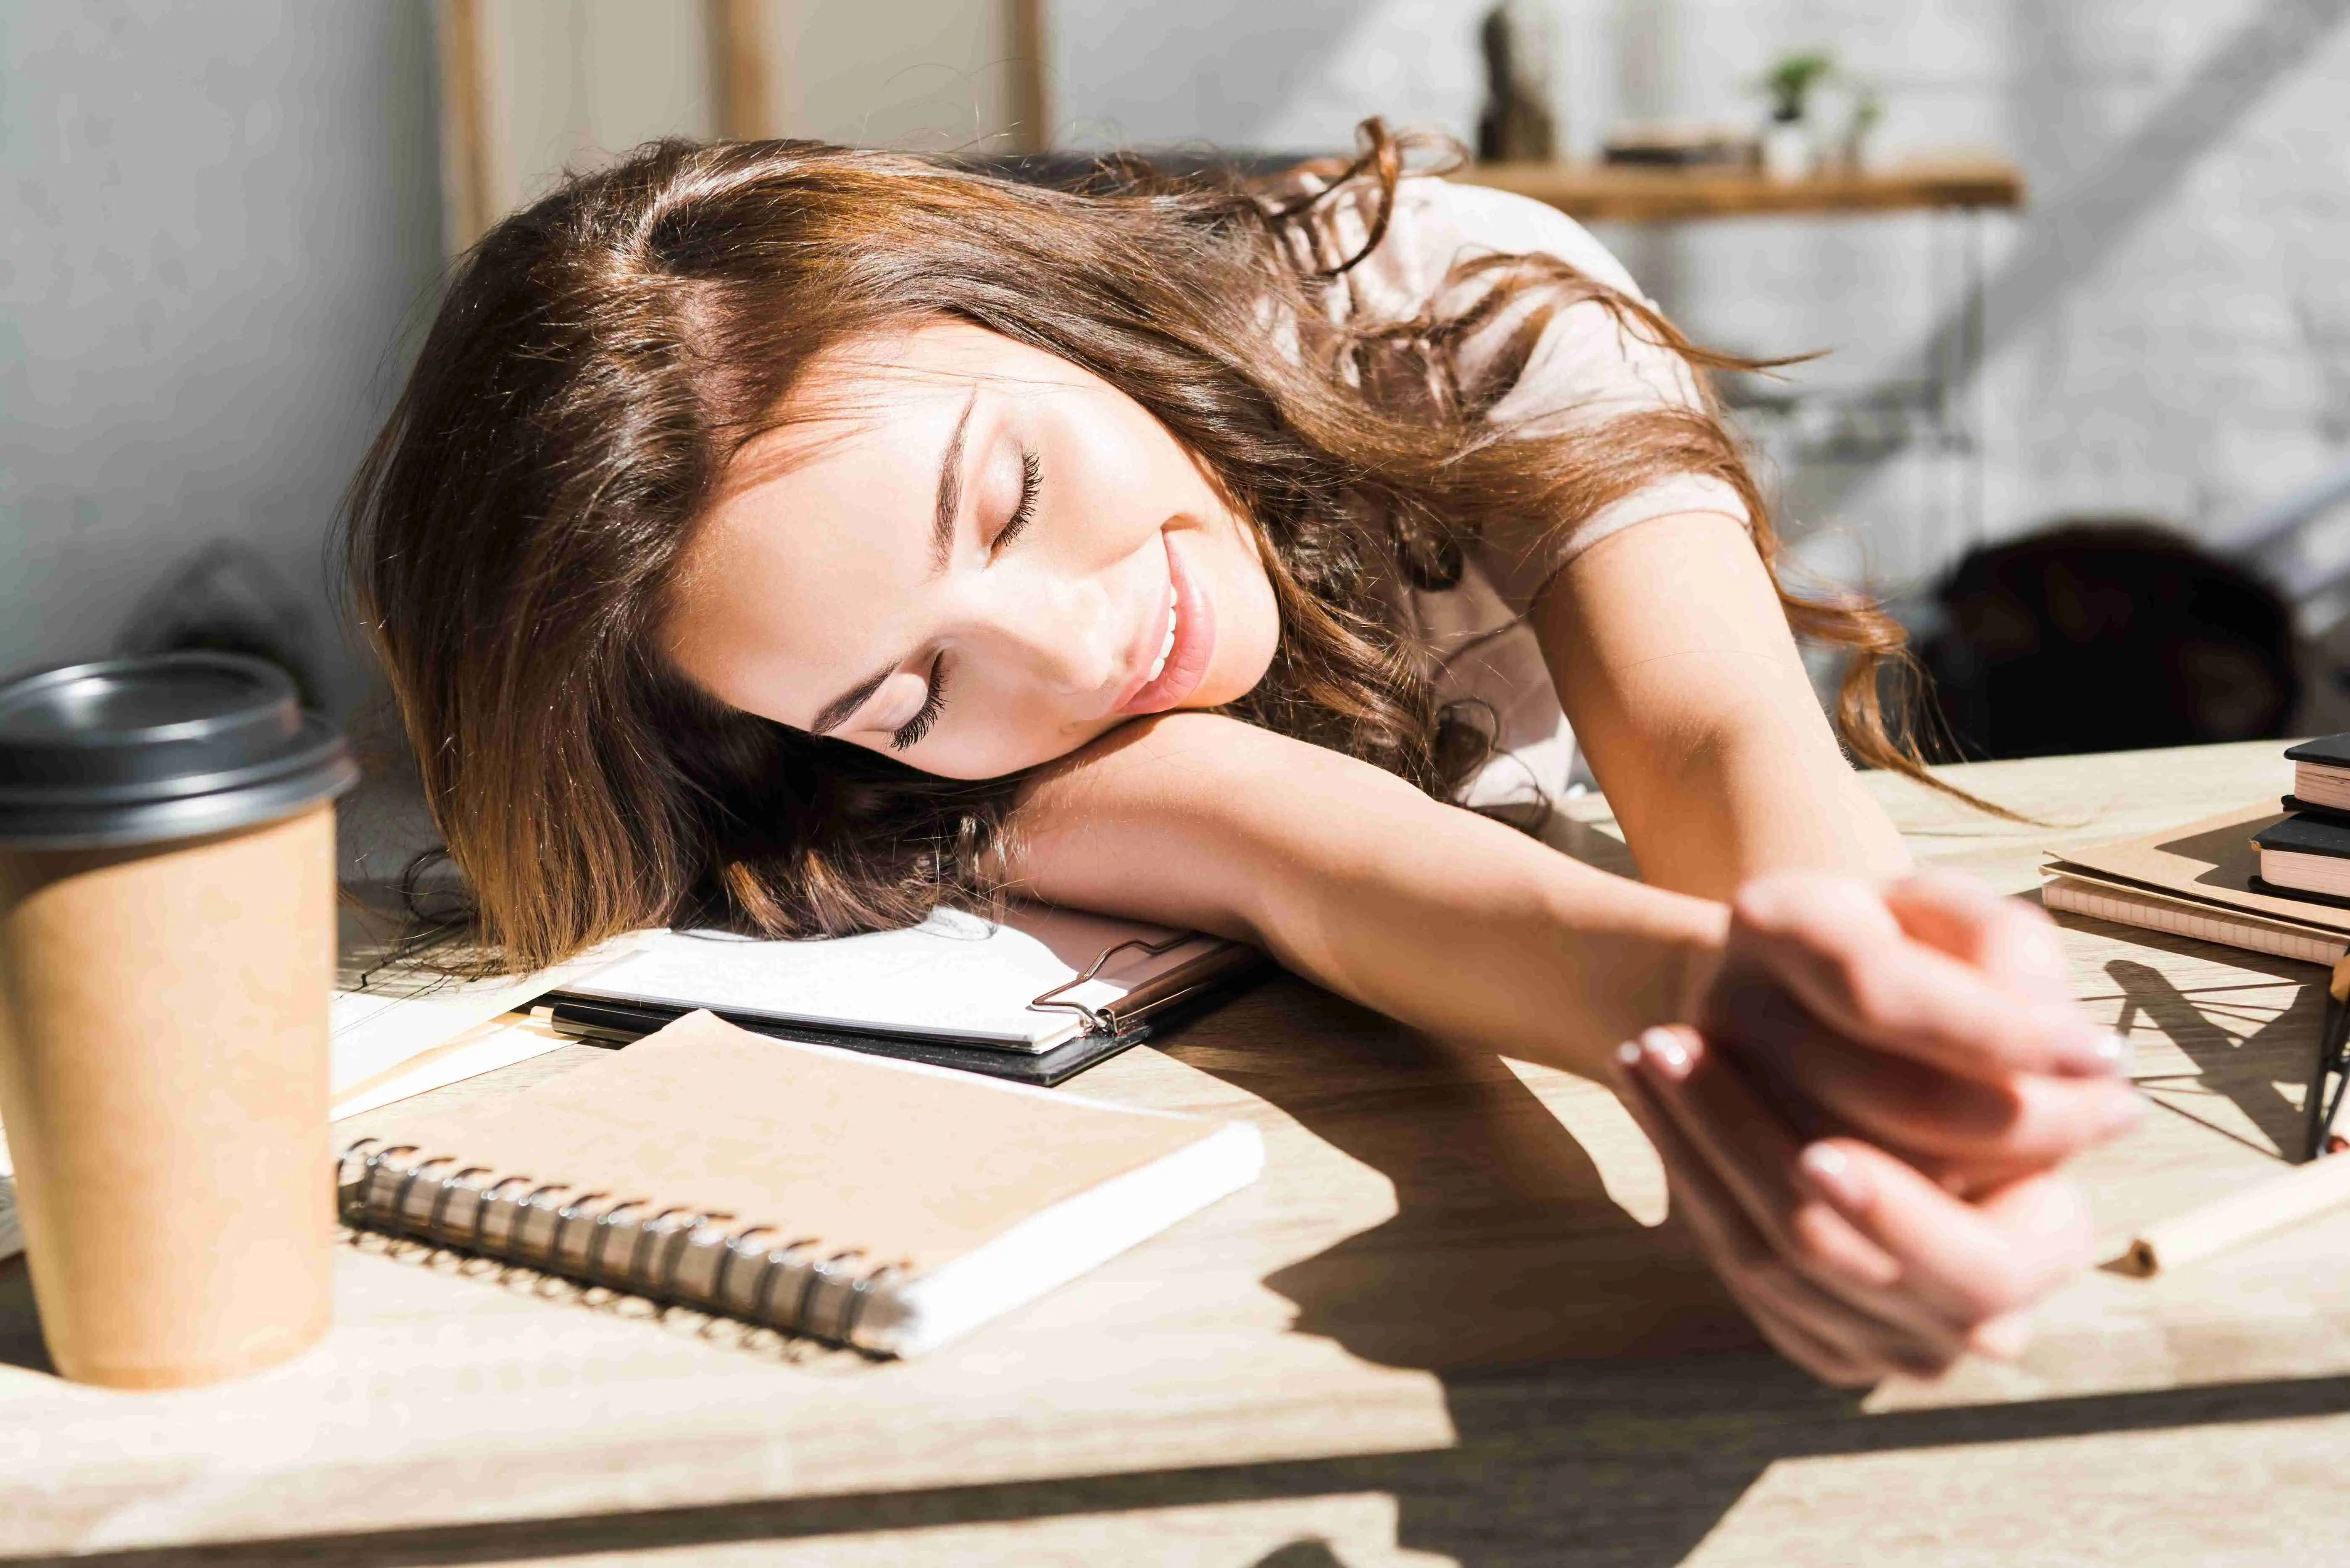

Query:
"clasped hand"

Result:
[[1609, 870, 2143, 1386]]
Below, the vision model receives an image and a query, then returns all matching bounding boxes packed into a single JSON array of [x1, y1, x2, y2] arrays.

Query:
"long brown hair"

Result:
[[347, 122, 1950, 972]]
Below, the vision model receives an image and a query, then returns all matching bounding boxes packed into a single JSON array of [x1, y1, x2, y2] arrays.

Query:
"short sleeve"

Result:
[[1341, 179, 1752, 612]]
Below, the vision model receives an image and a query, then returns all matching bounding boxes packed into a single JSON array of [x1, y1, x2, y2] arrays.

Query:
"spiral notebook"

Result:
[[2041, 802, 2350, 967], [338, 1009, 1264, 1356]]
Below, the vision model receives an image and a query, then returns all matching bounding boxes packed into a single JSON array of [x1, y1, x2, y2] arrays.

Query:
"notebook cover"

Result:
[[2047, 803, 2350, 938], [2253, 814, 2350, 859], [545, 948, 1265, 1085], [348, 1011, 1218, 1276], [2246, 877, 2350, 912], [2284, 735, 2350, 767], [540, 995, 1151, 1086]]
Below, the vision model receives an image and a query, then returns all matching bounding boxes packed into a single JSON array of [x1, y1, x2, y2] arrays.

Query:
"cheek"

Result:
[[907, 704, 1111, 781], [1207, 519, 1282, 701]]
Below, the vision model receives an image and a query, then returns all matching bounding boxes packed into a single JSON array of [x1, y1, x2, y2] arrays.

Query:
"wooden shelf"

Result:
[[1454, 153, 2025, 221]]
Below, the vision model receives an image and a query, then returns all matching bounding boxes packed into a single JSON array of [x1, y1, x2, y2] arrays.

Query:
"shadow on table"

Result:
[[2104, 956, 2319, 1157], [1183, 980, 1755, 1372], [0, 1257, 56, 1377], [13, 979, 2350, 1568]]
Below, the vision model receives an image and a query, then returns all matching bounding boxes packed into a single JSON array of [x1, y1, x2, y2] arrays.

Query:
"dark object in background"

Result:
[[1918, 520, 2299, 761], [1476, 3, 1557, 163], [116, 539, 328, 712]]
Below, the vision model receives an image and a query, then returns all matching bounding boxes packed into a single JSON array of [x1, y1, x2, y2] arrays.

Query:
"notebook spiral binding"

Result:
[[336, 1138, 903, 1347]]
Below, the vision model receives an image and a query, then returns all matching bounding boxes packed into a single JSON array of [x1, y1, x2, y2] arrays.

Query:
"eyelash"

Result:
[[888, 451, 1038, 752], [994, 449, 1043, 552], [889, 656, 948, 752]]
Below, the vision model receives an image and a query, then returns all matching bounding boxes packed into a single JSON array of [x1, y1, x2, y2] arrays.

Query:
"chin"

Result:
[[1198, 630, 1279, 709], [1213, 599, 1282, 707]]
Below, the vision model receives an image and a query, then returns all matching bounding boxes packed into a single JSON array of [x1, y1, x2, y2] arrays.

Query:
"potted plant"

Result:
[[1758, 50, 1834, 181]]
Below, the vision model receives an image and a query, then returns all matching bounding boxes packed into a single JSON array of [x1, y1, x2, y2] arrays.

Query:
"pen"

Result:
[[530, 998, 679, 1048], [2119, 1147, 2350, 1275], [2310, 954, 2350, 1160]]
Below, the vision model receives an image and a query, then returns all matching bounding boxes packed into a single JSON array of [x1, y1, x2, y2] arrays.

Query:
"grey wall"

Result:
[[1, 0, 446, 714], [1053, 0, 1481, 152]]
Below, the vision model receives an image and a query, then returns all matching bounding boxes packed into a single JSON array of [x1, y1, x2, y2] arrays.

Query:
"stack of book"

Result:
[[2253, 736, 2350, 904], [2039, 735, 2350, 1162], [2039, 733, 2350, 967]]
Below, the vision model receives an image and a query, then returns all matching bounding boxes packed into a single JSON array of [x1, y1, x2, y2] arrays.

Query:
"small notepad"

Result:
[[337, 1011, 1263, 1356]]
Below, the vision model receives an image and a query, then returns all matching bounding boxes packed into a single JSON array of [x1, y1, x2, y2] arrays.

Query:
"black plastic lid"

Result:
[[0, 653, 359, 849]]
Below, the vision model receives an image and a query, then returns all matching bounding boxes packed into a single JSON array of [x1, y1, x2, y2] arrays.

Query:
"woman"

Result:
[[348, 126, 2140, 1384]]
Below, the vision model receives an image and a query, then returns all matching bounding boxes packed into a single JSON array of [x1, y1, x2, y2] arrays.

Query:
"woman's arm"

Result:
[[1009, 709, 1723, 1080], [1533, 510, 1911, 898], [1005, 708, 2132, 1384], [1005, 708, 2107, 1107]]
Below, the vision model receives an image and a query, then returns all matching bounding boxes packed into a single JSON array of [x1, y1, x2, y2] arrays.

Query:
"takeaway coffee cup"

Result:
[[0, 653, 356, 1387]]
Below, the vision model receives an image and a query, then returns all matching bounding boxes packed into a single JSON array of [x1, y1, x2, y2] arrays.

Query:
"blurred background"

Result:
[[7, 0, 2350, 785]]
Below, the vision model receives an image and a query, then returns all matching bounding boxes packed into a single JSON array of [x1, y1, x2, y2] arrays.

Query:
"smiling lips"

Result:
[[1116, 531, 1215, 716], [1147, 583, 1177, 684]]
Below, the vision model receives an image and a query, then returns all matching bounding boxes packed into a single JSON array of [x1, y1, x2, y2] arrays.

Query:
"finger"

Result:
[[1882, 871, 2072, 1008], [1613, 1043, 1963, 1381], [1796, 1137, 2097, 1324], [1613, 1055, 1886, 1384], [1727, 1276, 1878, 1386], [1630, 1027, 1900, 1287], [1734, 1019, 2146, 1178], [1883, 872, 2124, 1082], [1732, 874, 2125, 1081], [1969, 1310, 2035, 1362], [1733, 1255, 1961, 1384], [1628, 1028, 1977, 1357]]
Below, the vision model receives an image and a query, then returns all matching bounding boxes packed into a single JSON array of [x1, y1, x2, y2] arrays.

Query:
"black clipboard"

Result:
[[533, 939, 1272, 1086]]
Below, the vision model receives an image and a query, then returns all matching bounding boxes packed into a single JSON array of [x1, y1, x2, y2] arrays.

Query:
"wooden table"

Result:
[[6, 742, 2348, 1567]]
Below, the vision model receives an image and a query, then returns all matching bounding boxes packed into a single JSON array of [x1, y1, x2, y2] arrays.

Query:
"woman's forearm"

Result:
[[1008, 712, 1726, 1078], [1535, 512, 1913, 901]]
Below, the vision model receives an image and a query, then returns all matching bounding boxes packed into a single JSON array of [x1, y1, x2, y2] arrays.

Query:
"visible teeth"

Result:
[[1147, 588, 1177, 684]]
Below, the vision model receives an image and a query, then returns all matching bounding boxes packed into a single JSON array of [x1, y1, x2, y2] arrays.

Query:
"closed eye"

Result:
[[888, 655, 948, 752], [992, 449, 1043, 553]]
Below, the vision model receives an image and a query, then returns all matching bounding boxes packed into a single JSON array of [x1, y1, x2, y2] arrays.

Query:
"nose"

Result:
[[973, 566, 1125, 698]]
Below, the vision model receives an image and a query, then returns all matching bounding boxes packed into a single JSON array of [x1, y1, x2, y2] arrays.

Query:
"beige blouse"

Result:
[[1298, 176, 1752, 809]]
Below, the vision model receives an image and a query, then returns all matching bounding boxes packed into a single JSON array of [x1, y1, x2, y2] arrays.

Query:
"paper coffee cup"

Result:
[[0, 654, 357, 1388]]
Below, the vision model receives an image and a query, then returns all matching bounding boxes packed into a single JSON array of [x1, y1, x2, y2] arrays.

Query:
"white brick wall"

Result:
[[1058, 0, 2350, 601]]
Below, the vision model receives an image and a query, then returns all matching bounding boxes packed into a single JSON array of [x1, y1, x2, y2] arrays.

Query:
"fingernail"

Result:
[[1640, 1026, 1691, 1078], [2098, 1032, 2135, 1074], [1614, 1040, 1644, 1072], [2055, 1027, 2133, 1078], [1799, 1143, 1868, 1211], [1969, 1313, 2033, 1361]]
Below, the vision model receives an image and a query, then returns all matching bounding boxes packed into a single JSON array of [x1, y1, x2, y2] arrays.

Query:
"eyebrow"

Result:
[[807, 389, 977, 737], [930, 389, 976, 573], [807, 664, 893, 738]]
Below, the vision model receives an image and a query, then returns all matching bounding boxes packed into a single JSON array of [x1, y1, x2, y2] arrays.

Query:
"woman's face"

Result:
[[666, 320, 1281, 780]]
